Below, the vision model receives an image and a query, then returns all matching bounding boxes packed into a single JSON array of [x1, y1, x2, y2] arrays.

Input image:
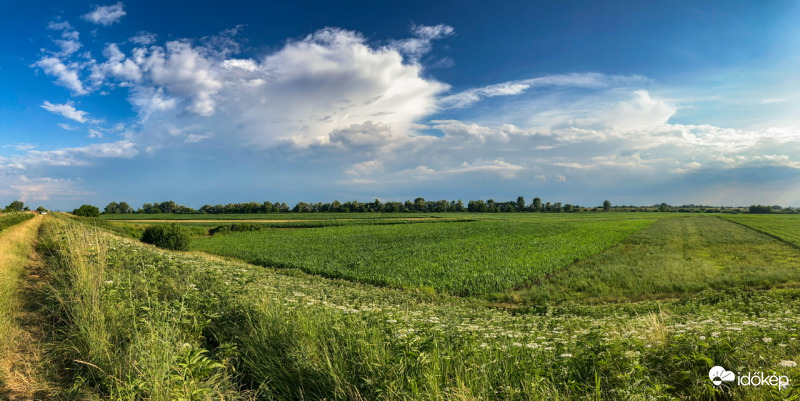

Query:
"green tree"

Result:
[[104, 201, 120, 214], [4, 200, 24, 212], [603, 200, 612, 212], [118, 202, 132, 214], [531, 197, 542, 212], [36, 206, 47, 213], [73, 204, 100, 217], [516, 196, 526, 211], [413, 197, 426, 212], [659, 203, 669, 212]]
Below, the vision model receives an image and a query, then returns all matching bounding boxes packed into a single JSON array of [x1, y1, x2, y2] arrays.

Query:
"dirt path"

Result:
[[0, 215, 50, 400]]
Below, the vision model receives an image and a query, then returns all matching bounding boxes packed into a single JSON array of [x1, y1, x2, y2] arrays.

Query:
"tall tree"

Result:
[[516, 196, 526, 211], [118, 202, 132, 213], [532, 197, 542, 212], [4, 200, 24, 212], [603, 200, 612, 212], [104, 201, 120, 214]]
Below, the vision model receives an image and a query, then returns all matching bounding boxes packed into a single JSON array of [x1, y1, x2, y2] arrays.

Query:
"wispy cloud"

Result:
[[390, 24, 454, 61], [438, 73, 649, 109], [82, 2, 126, 26], [33, 57, 88, 95], [41, 100, 90, 123], [2, 144, 36, 151]]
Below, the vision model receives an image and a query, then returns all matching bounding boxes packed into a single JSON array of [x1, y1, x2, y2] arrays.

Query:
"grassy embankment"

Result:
[[32, 213, 800, 399]]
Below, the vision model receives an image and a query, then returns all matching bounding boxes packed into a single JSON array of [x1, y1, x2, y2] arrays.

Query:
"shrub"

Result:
[[210, 223, 264, 235], [73, 204, 100, 217], [141, 224, 190, 251]]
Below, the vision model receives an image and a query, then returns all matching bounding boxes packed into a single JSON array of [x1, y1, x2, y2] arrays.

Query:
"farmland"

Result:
[[721, 214, 800, 248], [190, 214, 656, 295], [2, 212, 800, 400]]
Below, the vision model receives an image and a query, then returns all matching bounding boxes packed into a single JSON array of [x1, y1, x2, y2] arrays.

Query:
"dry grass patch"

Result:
[[0, 215, 49, 399]]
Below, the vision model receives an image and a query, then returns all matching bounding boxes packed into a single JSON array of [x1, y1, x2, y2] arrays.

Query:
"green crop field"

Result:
[[721, 214, 800, 248], [9, 212, 797, 400], [517, 215, 800, 303], [99, 212, 460, 221], [191, 214, 656, 295]]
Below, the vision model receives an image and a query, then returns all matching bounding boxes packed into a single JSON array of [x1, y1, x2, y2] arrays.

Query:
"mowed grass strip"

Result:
[[0, 215, 45, 398], [519, 216, 800, 303], [191, 216, 654, 296]]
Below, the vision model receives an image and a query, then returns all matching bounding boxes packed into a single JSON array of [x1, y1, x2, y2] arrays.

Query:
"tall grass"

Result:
[[38, 218, 244, 400]]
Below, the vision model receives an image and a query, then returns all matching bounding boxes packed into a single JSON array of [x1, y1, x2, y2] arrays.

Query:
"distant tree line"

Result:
[[100, 197, 610, 214], [748, 204, 795, 214]]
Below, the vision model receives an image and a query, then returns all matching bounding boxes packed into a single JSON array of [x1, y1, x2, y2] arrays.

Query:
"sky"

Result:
[[1, 0, 799, 210]]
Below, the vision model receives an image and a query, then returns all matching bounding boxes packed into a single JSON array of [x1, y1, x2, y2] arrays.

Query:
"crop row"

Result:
[[720, 214, 800, 248], [191, 216, 656, 295]]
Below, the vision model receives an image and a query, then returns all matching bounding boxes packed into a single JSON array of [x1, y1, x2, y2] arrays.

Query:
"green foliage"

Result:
[[209, 223, 263, 235], [749, 204, 773, 214], [73, 204, 100, 217], [141, 224, 191, 251], [3, 200, 24, 212], [0, 212, 34, 232]]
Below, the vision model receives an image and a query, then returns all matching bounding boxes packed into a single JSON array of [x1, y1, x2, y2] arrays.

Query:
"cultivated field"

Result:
[[191, 214, 655, 295], [1, 212, 799, 399]]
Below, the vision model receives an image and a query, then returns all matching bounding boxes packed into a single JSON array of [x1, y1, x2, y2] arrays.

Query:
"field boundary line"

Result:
[[717, 215, 800, 251]]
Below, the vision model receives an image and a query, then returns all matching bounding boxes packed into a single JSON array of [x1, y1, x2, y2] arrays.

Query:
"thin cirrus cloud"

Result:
[[438, 73, 650, 109]]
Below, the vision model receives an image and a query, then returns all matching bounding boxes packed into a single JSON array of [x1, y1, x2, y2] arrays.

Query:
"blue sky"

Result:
[[1, 0, 799, 210]]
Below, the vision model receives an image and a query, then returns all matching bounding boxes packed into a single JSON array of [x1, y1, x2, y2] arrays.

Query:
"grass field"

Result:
[[5, 212, 800, 399], [17, 213, 800, 400], [517, 215, 800, 303], [190, 214, 656, 295], [721, 214, 800, 248], [100, 212, 460, 220]]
